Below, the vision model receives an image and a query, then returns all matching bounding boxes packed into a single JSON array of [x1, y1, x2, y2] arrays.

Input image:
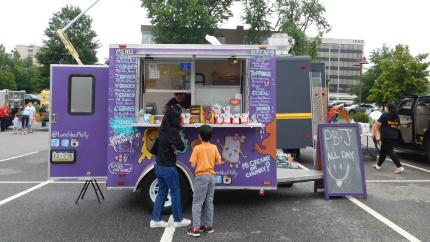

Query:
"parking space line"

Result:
[[298, 162, 421, 242], [0, 180, 53, 206], [402, 163, 430, 173], [367, 180, 430, 183], [0, 151, 42, 163], [348, 197, 421, 242], [160, 215, 175, 242]]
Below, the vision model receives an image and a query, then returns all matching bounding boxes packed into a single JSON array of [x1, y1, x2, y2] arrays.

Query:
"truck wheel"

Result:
[[425, 134, 430, 162], [141, 170, 190, 214]]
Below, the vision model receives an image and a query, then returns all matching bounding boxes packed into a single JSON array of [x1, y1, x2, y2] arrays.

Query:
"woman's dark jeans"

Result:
[[21, 115, 29, 130], [151, 165, 183, 222], [377, 138, 402, 168]]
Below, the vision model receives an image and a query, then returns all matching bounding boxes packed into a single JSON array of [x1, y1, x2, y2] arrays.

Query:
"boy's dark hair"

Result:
[[198, 125, 213, 142]]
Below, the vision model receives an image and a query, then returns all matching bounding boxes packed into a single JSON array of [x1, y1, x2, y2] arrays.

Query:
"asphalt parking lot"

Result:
[[0, 129, 429, 241]]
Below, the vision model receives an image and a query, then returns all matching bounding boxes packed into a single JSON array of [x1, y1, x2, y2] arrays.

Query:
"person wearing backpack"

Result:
[[150, 104, 191, 228]]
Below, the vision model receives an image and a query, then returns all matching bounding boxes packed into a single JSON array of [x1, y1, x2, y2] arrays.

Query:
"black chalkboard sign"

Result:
[[318, 123, 367, 199]]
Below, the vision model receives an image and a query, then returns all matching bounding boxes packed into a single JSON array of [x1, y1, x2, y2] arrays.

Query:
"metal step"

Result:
[[277, 168, 323, 184]]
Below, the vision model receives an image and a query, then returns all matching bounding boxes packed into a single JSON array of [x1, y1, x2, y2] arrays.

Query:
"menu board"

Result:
[[108, 48, 137, 136], [248, 49, 276, 124], [318, 123, 367, 199]]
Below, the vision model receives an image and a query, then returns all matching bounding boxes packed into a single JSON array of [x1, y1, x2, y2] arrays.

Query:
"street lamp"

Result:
[[354, 57, 369, 107]]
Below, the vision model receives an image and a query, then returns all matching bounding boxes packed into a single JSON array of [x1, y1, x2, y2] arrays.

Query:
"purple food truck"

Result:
[[49, 44, 322, 209]]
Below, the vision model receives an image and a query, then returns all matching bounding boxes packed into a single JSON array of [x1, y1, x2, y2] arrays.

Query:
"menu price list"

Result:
[[249, 49, 276, 124], [109, 48, 137, 119]]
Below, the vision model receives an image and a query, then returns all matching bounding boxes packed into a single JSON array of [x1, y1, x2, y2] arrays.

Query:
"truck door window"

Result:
[[398, 99, 413, 116], [68, 75, 95, 115]]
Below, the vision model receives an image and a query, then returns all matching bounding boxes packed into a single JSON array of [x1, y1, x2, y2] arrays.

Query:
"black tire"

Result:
[[424, 134, 430, 162], [141, 169, 190, 214]]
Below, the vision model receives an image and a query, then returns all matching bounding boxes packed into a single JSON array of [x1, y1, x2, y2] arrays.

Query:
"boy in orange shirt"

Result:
[[187, 125, 222, 237]]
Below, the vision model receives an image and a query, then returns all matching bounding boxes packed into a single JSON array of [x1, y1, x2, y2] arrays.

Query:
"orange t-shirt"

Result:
[[189, 142, 222, 176]]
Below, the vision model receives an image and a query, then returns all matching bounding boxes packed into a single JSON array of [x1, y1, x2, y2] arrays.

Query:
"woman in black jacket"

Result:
[[150, 104, 191, 228], [373, 103, 404, 174]]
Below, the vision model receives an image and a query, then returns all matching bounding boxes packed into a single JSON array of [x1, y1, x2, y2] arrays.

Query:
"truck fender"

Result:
[[133, 161, 194, 192]]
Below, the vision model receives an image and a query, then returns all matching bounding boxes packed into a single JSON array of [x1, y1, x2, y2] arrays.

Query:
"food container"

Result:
[[240, 113, 249, 124], [231, 114, 240, 124], [144, 114, 151, 124], [214, 114, 224, 124], [223, 113, 231, 124]]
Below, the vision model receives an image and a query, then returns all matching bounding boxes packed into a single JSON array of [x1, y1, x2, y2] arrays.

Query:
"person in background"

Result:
[[187, 125, 222, 237], [373, 103, 404, 174], [21, 104, 32, 135], [40, 103, 47, 127], [0, 104, 9, 132], [27, 102, 36, 133], [150, 104, 191, 229], [163, 93, 191, 114], [12, 115, 19, 134]]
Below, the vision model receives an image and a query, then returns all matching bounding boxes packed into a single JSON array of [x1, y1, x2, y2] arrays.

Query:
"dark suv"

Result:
[[397, 95, 430, 160]]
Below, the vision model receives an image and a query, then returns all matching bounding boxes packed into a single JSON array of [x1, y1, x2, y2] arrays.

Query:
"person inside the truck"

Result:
[[150, 104, 191, 229], [163, 93, 191, 114], [373, 103, 404, 174]]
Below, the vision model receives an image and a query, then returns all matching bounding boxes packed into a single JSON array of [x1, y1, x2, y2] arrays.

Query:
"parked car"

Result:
[[345, 103, 378, 114], [24, 94, 40, 105], [328, 100, 354, 108], [396, 95, 430, 161]]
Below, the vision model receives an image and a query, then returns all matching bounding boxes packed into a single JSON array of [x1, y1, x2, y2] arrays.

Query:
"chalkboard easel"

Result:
[[317, 123, 367, 200]]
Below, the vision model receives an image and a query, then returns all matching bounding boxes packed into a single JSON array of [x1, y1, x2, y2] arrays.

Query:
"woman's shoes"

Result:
[[372, 164, 381, 170], [394, 167, 404, 174]]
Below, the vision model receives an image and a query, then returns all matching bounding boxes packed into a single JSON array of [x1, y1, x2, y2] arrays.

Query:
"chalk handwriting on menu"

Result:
[[323, 127, 357, 188], [248, 49, 275, 124], [109, 48, 137, 121]]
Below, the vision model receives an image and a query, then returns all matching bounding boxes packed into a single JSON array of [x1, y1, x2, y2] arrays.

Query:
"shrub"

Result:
[[351, 112, 370, 123]]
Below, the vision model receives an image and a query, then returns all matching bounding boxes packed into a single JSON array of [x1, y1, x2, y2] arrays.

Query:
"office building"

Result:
[[15, 44, 41, 65], [318, 38, 365, 100]]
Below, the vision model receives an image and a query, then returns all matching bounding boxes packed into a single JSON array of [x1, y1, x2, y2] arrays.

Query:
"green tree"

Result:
[[275, 0, 331, 59], [0, 44, 17, 90], [36, 5, 99, 89], [11, 57, 40, 93], [141, 0, 235, 44], [350, 45, 394, 102], [243, 0, 273, 44], [368, 44, 429, 105]]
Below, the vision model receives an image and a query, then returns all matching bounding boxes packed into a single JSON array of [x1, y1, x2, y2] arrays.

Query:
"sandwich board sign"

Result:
[[317, 123, 367, 199]]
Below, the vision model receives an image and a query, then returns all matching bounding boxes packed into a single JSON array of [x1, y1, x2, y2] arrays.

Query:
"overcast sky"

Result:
[[1, 0, 429, 62]]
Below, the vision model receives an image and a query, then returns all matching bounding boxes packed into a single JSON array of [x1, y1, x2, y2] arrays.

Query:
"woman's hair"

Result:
[[386, 103, 398, 116], [162, 105, 181, 128]]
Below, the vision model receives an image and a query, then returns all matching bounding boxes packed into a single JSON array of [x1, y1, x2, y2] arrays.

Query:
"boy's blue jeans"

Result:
[[152, 165, 183, 222]]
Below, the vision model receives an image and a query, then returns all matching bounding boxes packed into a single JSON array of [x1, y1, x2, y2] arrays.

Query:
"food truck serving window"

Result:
[[68, 75, 95, 115], [144, 61, 191, 91]]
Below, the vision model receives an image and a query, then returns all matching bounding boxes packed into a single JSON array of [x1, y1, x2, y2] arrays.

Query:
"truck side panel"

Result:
[[50, 65, 109, 178], [276, 56, 312, 149]]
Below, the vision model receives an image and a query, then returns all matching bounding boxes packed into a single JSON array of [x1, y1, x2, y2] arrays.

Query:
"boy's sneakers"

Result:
[[187, 228, 202, 237], [394, 167, 405, 174], [200, 226, 214, 233], [372, 164, 381, 170], [174, 218, 191, 228], [150, 220, 169, 228]]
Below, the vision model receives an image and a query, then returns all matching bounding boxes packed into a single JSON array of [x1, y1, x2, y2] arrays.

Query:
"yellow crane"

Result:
[[56, 0, 101, 65]]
